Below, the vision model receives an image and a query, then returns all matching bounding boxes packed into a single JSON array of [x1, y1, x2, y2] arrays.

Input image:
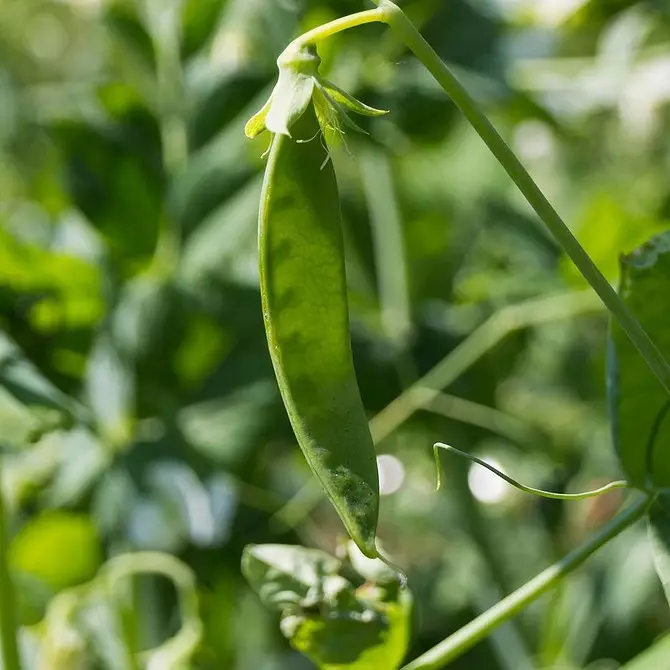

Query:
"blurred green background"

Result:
[[1, 0, 670, 667]]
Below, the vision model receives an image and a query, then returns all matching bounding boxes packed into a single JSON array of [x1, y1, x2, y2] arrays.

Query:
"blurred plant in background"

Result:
[[1, 0, 670, 668]]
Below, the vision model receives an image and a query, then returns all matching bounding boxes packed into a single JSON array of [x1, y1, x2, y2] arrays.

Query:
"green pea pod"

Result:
[[259, 104, 380, 559]]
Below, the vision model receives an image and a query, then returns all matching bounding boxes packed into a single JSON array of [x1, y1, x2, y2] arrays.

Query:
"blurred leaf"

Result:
[[0, 224, 103, 332], [647, 493, 670, 609], [54, 121, 163, 267], [85, 331, 134, 446], [111, 274, 172, 360], [146, 460, 232, 548], [43, 427, 109, 507], [181, 0, 225, 59], [0, 330, 79, 422], [242, 544, 341, 612], [562, 193, 665, 286], [620, 634, 670, 669], [289, 609, 392, 670], [609, 232, 670, 487], [170, 91, 262, 234], [179, 175, 261, 289], [189, 70, 269, 151], [290, 587, 411, 670], [10, 511, 101, 591], [105, 1, 156, 70], [243, 543, 412, 669], [178, 380, 276, 468]]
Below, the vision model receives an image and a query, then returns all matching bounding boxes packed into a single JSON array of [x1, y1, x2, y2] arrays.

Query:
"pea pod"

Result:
[[258, 103, 380, 558]]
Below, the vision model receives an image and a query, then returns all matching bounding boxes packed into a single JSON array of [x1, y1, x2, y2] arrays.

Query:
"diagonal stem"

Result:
[[376, 0, 670, 396], [0, 461, 21, 670], [401, 495, 651, 669], [371, 290, 601, 443]]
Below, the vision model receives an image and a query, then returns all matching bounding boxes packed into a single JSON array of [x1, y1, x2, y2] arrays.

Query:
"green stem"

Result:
[[0, 463, 21, 670], [376, 0, 670, 395], [102, 552, 202, 667], [433, 443, 630, 500], [287, 8, 384, 51], [371, 290, 601, 444], [143, 0, 189, 271], [401, 495, 650, 670]]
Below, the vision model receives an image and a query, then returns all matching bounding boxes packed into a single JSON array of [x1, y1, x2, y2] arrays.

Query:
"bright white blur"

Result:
[[377, 454, 406, 496], [467, 456, 510, 505]]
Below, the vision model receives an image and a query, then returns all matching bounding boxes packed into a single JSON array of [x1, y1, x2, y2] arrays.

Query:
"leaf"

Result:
[[609, 233, 670, 487], [85, 332, 134, 446], [110, 274, 172, 360], [241, 544, 341, 612], [242, 544, 412, 669], [620, 634, 670, 669], [289, 585, 412, 670], [178, 381, 276, 468], [53, 121, 163, 267], [0, 330, 80, 425], [317, 80, 389, 118], [10, 512, 102, 592], [647, 493, 670, 608]]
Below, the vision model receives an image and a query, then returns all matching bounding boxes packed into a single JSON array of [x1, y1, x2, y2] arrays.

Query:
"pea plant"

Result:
[[239, 1, 670, 669], [1, 1, 669, 669]]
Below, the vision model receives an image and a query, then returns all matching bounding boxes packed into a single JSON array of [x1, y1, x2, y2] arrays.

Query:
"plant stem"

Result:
[[371, 290, 601, 443], [401, 495, 650, 669], [434, 443, 630, 500], [103, 552, 202, 667], [143, 0, 189, 271], [0, 463, 21, 670], [287, 8, 384, 51], [376, 0, 670, 395]]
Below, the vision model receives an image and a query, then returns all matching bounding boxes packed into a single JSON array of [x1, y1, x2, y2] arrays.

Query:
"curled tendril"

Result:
[[433, 443, 630, 500]]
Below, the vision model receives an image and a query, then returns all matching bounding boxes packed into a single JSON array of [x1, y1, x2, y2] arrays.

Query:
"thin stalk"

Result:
[[375, 0, 670, 395], [143, 0, 189, 270], [0, 462, 20, 670], [371, 290, 601, 444], [411, 388, 540, 446], [433, 443, 630, 500], [401, 495, 651, 670], [287, 8, 384, 51], [360, 145, 412, 350]]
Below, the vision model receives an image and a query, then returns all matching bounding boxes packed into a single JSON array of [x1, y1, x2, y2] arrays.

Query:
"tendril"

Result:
[[433, 442, 630, 500]]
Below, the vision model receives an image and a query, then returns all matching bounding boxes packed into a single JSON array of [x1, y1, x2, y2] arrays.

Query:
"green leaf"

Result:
[[609, 233, 670, 488], [178, 381, 276, 467], [647, 493, 670, 608], [0, 331, 79, 424], [289, 586, 412, 670], [241, 544, 341, 612], [317, 80, 389, 118], [243, 544, 412, 669], [620, 634, 670, 669], [10, 512, 102, 592]]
